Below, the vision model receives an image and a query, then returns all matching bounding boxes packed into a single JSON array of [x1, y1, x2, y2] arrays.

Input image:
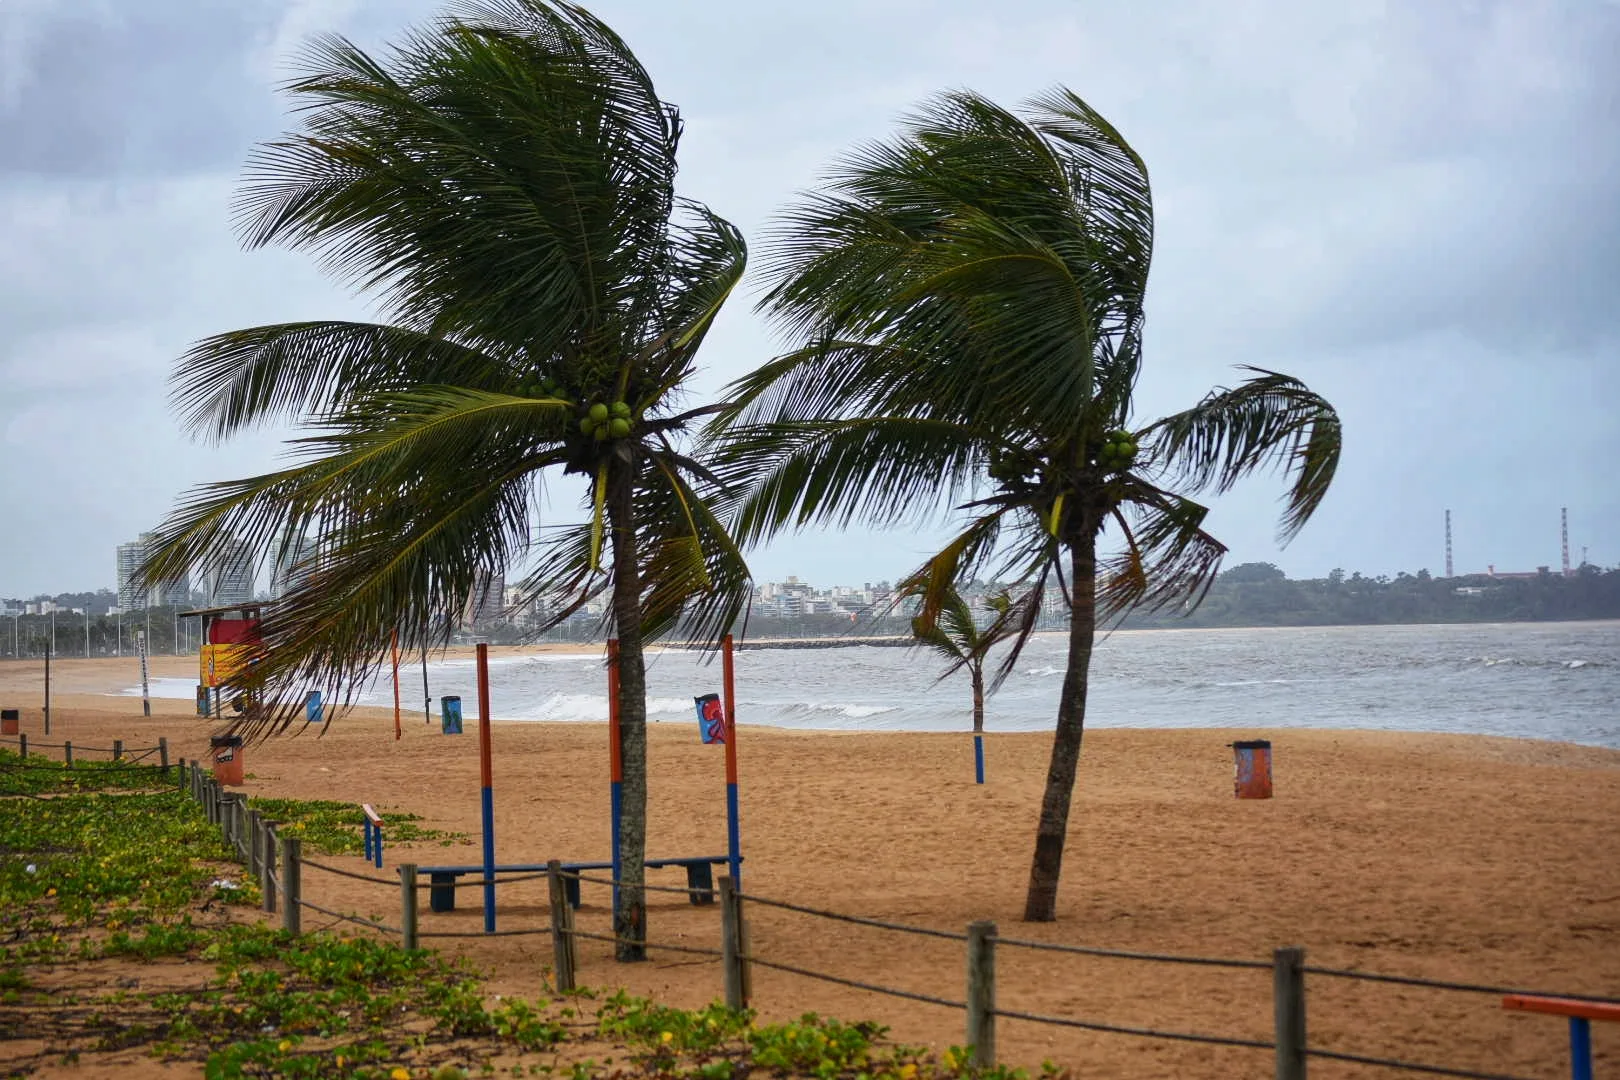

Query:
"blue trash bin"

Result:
[[440, 695, 463, 735]]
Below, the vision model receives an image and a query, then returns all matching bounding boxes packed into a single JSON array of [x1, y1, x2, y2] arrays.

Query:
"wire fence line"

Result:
[[990, 1005, 1274, 1052], [746, 955, 968, 1011], [996, 935, 1272, 970], [172, 764, 1608, 1080], [300, 858, 400, 888], [736, 890, 968, 942], [1304, 964, 1620, 1005], [1301, 1046, 1539, 1080]]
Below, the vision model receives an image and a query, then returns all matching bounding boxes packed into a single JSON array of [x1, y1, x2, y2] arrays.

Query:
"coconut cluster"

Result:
[[1097, 429, 1137, 471], [579, 399, 633, 440]]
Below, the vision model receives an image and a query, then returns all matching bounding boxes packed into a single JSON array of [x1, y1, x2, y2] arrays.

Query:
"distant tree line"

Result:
[[1117, 562, 1620, 629]]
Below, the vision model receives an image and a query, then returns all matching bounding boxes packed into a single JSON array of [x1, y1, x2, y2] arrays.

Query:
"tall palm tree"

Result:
[[710, 89, 1341, 921], [139, 0, 751, 958]]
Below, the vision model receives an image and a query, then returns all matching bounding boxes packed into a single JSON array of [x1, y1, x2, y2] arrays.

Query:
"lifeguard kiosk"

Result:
[[180, 604, 266, 718]]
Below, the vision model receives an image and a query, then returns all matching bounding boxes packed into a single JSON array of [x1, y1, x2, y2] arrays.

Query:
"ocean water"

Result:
[[126, 621, 1620, 749]]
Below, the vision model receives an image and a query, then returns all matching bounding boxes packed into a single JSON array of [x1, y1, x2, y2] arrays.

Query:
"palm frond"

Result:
[[1141, 366, 1343, 543], [171, 321, 508, 442], [712, 417, 983, 547]]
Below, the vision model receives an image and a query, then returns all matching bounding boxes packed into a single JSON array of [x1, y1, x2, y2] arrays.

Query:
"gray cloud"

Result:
[[0, 0, 1615, 598]]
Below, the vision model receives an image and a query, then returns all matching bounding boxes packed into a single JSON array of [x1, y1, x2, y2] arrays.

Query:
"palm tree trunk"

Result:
[[971, 664, 985, 733], [607, 459, 647, 961], [1022, 533, 1098, 922]]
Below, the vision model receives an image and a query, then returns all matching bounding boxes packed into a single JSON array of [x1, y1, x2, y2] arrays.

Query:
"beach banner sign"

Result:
[[694, 693, 726, 744]]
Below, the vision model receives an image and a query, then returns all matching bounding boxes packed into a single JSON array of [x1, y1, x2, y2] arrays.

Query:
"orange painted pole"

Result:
[[390, 630, 402, 740], [721, 634, 741, 890]]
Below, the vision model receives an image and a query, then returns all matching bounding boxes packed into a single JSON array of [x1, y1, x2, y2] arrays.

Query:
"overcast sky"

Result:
[[2, 0, 1616, 599]]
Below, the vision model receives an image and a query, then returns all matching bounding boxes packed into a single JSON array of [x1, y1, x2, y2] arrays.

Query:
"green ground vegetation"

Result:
[[0, 751, 1044, 1079]]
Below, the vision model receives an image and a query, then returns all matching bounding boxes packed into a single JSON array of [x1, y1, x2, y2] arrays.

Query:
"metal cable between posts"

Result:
[[992, 1006, 1274, 1051], [295, 898, 398, 935], [567, 929, 724, 959], [569, 872, 716, 899], [746, 954, 967, 1010], [416, 926, 551, 939], [300, 859, 398, 888], [735, 892, 968, 942], [1303, 966, 1620, 1005], [1303, 1047, 1539, 1080], [996, 936, 1273, 970], [425, 871, 554, 890]]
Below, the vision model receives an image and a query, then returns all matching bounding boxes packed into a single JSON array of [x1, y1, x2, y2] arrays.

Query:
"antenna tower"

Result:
[[1444, 509, 1453, 578], [1561, 507, 1571, 577]]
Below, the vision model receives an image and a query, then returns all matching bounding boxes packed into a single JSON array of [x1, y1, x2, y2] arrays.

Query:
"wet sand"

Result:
[[1, 655, 1617, 1077]]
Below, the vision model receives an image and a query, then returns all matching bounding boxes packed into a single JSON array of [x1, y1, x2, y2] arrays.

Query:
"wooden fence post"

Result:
[[63, 741, 72, 766], [1274, 946, 1307, 1080], [400, 863, 419, 951], [719, 875, 750, 1011], [247, 809, 263, 881], [261, 823, 278, 915], [177, 758, 185, 788], [281, 836, 302, 935], [966, 920, 997, 1068], [17, 733, 25, 759], [159, 737, 169, 772], [547, 861, 576, 993], [113, 739, 123, 762]]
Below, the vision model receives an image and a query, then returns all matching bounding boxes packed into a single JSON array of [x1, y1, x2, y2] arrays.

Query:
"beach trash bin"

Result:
[[1, 709, 18, 736], [211, 735, 245, 786], [1230, 739, 1273, 799], [440, 695, 463, 735], [305, 690, 323, 725]]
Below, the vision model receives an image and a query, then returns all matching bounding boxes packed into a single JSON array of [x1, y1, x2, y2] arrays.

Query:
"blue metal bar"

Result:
[[1570, 1017, 1592, 1080], [481, 785, 496, 933], [610, 779, 623, 915], [974, 735, 985, 785], [726, 782, 742, 892]]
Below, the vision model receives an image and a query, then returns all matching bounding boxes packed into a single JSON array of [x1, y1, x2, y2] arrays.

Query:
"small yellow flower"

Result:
[[278, 1040, 291, 1052], [391, 1068, 412, 1080], [335, 1056, 345, 1069], [44, 888, 55, 898], [900, 1064, 918, 1080], [941, 1048, 958, 1070], [660, 1031, 674, 1044]]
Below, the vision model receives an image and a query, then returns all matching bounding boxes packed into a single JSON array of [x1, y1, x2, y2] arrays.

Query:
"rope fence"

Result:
[[170, 758, 1613, 1080]]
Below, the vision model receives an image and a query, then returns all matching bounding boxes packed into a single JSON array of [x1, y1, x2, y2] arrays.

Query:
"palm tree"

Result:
[[711, 89, 1341, 921], [904, 583, 1025, 783], [139, 0, 751, 958]]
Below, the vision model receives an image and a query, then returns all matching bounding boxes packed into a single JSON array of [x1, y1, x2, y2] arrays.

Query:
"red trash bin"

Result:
[[211, 735, 244, 786], [1230, 739, 1273, 799], [1, 709, 18, 736]]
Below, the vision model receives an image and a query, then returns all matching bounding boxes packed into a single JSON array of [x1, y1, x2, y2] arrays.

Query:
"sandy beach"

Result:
[[2, 653, 1617, 1077]]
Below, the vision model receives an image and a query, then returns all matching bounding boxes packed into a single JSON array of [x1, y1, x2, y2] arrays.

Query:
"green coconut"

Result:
[[610, 400, 631, 419], [587, 402, 609, 423], [579, 416, 596, 435]]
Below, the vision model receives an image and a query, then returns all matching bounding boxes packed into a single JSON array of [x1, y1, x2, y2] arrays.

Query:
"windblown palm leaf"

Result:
[[140, 0, 749, 960], [709, 87, 1341, 921]]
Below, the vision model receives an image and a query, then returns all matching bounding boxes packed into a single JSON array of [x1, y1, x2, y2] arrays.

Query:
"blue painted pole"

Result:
[[726, 783, 741, 890], [722, 635, 741, 891], [607, 640, 623, 914], [1570, 1017, 1592, 1080], [476, 643, 495, 933], [974, 734, 985, 785]]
